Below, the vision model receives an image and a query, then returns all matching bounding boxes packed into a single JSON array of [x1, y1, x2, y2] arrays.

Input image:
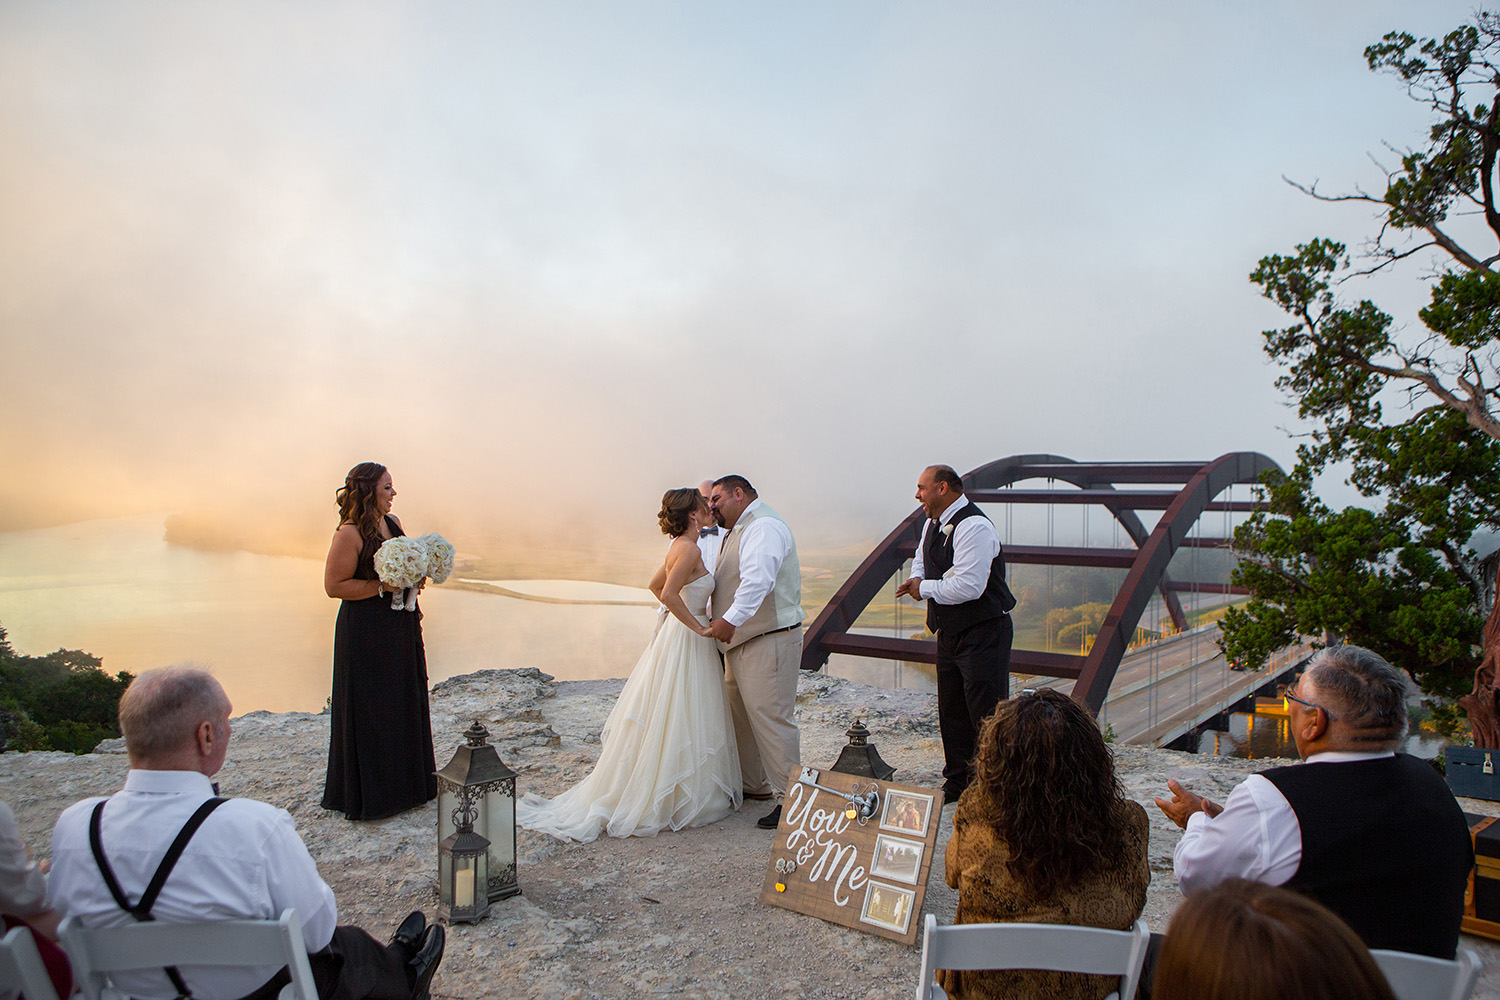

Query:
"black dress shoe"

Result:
[[408, 924, 446, 1000], [390, 910, 426, 955], [756, 804, 782, 829]]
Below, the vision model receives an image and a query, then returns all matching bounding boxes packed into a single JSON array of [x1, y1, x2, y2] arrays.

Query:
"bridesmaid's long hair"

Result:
[[336, 462, 388, 542]]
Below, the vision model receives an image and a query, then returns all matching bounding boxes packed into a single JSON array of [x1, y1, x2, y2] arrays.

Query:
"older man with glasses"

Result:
[[1154, 645, 1472, 960]]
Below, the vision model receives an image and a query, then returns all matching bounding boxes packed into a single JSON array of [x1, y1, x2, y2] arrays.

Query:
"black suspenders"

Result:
[[88, 797, 229, 1000]]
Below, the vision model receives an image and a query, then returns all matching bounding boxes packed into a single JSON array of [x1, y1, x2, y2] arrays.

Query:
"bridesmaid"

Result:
[[320, 462, 438, 821]]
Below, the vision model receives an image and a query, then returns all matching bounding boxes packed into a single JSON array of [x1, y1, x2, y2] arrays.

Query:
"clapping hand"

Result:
[[895, 577, 923, 600], [1154, 778, 1223, 829]]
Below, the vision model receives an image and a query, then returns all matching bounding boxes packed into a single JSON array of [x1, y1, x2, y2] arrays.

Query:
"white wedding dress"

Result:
[[516, 572, 742, 842]]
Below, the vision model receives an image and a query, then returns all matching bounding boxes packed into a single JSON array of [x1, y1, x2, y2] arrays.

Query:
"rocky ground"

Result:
[[2, 668, 1498, 1000]]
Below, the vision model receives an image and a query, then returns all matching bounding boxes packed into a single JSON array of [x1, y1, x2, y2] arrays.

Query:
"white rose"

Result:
[[940, 523, 954, 538], [374, 536, 429, 589], [420, 533, 456, 584]]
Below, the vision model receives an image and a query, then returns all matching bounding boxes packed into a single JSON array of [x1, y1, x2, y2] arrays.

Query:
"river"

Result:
[[0, 515, 923, 715]]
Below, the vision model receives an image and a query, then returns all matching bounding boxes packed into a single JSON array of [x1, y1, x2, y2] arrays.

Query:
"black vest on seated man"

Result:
[[922, 502, 1017, 634], [1261, 754, 1473, 959]]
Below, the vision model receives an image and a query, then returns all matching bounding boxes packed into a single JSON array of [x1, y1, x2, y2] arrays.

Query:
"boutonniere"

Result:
[[940, 523, 954, 538]]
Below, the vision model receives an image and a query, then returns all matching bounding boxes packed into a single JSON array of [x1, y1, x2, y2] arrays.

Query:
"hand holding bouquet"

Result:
[[374, 536, 429, 610], [374, 532, 456, 610]]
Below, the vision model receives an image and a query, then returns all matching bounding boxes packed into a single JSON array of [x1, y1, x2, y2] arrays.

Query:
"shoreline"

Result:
[[1, 668, 1496, 999]]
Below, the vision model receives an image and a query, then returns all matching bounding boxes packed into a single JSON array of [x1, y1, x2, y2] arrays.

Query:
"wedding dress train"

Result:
[[516, 572, 741, 842]]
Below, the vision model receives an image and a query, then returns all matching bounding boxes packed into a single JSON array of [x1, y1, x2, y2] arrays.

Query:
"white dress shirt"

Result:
[[48, 769, 339, 1000], [909, 496, 1002, 605], [723, 499, 795, 627], [696, 526, 722, 576], [0, 801, 46, 916], [1172, 750, 1396, 895]]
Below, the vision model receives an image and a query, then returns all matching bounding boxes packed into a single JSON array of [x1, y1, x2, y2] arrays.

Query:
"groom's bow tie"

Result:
[[700, 526, 721, 538]]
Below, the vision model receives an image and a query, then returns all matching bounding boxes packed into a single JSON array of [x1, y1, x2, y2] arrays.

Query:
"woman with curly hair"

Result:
[[320, 462, 438, 821], [940, 688, 1149, 1000], [517, 487, 741, 841]]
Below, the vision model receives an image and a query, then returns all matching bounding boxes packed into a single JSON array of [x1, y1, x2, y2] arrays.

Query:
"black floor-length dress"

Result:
[[322, 515, 438, 820]]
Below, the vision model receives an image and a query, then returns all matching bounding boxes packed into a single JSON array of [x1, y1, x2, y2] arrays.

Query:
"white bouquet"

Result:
[[419, 532, 455, 584], [374, 536, 428, 610]]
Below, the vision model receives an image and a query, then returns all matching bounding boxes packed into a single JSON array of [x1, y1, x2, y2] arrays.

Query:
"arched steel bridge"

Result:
[[800, 453, 1284, 714]]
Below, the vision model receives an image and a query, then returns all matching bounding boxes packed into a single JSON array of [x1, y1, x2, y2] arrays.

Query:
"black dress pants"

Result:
[[935, 614, 1013, 795], [240, 925, 413, 1000]]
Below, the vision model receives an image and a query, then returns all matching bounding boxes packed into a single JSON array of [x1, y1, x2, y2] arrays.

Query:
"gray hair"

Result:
[[118, 666, 230, 760], [1304, 645, 1409, 747]]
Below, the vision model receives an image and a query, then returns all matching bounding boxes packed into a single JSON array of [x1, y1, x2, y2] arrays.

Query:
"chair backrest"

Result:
[[1369, 947, 1481, 1000], [61, 908, 318, 1000], [0, 925, 60, 1000], [914, 914, 1151, 1000]]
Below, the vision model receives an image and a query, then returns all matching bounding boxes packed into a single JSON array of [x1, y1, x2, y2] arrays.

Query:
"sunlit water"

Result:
[[0, 516, 928, 716], [1193, 707, 1447, 761], [0, 516, 663, 713]]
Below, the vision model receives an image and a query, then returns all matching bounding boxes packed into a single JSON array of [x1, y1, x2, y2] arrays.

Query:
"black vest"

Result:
[[922, 500, 1016, 635], [1260, 754, 1472, 958]]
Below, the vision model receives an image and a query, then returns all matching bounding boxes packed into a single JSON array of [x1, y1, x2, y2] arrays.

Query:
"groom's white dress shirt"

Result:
[[722, 499, 795, 627]]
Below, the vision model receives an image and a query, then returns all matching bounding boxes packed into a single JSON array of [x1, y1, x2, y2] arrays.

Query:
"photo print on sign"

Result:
[[860, 880, 916, 934], [879, 789, 933, 838], [870, 834, 924, 885]]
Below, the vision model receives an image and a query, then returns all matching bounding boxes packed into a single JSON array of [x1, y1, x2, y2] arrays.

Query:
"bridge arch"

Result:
[[800, 452, 1283, 713]]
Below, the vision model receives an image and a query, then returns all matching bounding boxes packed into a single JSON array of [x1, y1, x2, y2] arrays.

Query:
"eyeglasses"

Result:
[[1284, 683, 1338, 722]]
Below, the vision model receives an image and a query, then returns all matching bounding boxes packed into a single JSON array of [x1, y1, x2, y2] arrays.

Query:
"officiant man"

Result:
[[896, 465, 1015, 804], [696, 480, 722, 574], [706, 475, 805, 829]]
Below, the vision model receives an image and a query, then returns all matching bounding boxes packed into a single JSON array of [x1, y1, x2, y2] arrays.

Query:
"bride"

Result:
[[516, 487, 742, 842]]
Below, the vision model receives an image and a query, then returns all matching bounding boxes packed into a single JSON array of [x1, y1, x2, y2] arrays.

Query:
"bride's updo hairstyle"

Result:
[[337, 461, 388, 543], [658, 487, 703, 537]]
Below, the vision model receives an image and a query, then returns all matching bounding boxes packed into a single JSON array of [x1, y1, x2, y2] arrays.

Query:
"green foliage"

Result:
[[0, 623, 132, 754], [1221, 470, 1482, 699], [1228, 13, 1500, 702], [1043, 602, 1112, 651]]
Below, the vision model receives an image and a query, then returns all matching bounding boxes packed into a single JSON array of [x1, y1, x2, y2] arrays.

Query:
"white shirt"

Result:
[[723, 499, 795, 627], [1172, 750, 1396, 896], [48, 769, 338, 1000], [909, 496, 1002, 605], [0, 801, 46, 916], [696, 526, 722, 576]]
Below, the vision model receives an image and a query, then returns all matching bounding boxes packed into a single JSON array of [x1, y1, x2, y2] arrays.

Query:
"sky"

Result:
[[0, 0, 1480, 558]]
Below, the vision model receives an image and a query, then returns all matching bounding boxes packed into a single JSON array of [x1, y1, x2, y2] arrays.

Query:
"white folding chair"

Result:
[[1370, 947, 1481, 1000], [61, 908, 318, 1000], [914, 913, 1151, 1000], [0, 925, 60, 1000]]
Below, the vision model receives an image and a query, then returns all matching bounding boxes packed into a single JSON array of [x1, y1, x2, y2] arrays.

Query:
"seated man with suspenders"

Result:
[[46, 667, 446, 1000]]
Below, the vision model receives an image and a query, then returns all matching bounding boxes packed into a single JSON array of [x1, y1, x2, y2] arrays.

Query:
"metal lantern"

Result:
[[436, 720, 520, 903], [829, 718, 896, 781], [438, 791, 492, 924]]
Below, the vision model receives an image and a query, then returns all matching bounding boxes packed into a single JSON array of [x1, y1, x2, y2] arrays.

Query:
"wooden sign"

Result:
[[759, 765, 943, 945]]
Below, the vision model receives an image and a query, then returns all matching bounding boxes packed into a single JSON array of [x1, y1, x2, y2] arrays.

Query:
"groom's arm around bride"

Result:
[[705, 475, 805, 828]]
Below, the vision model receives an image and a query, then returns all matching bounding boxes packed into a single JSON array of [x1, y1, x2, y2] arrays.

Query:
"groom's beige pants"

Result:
[[724, 625, 803, 801]]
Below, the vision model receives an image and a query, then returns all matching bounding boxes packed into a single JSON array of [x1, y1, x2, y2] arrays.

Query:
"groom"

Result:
[[706, 475, 805, 829]]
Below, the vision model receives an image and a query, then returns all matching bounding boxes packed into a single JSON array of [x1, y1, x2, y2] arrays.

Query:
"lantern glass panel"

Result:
[[436, 781, 460, 845], [452, 853, 478, 910], [437, 849, 454, 909], [483, 785, 514, 878]]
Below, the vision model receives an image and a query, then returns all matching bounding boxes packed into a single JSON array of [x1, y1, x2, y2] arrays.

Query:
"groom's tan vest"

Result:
[[711, 501, 805, 650]]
